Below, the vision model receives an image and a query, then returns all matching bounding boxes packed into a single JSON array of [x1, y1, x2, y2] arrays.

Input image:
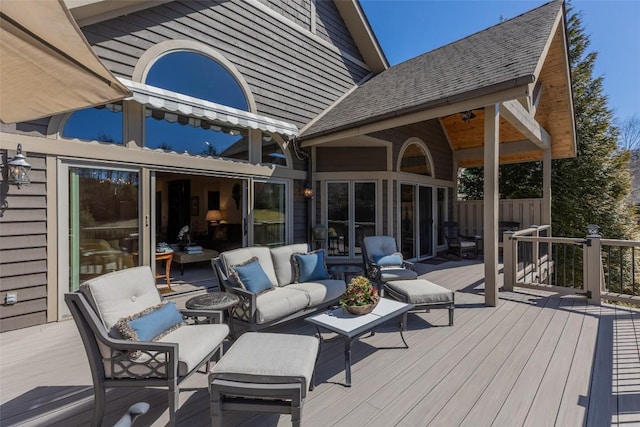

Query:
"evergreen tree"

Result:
[[458, 7, 633, 239]]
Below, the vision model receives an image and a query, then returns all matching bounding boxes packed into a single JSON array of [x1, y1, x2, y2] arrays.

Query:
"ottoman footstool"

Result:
[[384, 279, 455, 328], [209, 332, 319, 427]]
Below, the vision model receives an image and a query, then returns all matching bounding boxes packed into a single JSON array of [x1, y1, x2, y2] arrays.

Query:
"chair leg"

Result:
[[168, 381, 179, 426], [93, 384, 106, 427], [210, 389, 223, 427], [449, 306, 454, 326]]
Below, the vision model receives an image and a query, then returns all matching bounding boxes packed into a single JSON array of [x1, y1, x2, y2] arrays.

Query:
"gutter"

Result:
[[299, 74, 536, 142]]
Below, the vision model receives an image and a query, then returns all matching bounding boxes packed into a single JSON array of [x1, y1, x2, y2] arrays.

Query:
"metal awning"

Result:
[[119, 78, 299, 137]]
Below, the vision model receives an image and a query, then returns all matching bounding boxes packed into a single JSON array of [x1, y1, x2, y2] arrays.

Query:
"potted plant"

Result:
[[339, 275, 380, 315]]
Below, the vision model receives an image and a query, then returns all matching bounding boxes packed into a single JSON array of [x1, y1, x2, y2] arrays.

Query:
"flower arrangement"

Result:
[[339, 276, 380, 314]]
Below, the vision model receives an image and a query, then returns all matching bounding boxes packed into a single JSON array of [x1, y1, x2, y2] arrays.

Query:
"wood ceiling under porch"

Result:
[[1, 260, 638, 426]]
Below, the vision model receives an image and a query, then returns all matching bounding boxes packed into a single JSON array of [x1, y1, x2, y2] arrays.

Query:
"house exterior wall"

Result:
[[0, 153, 48, 332], [0, 0, 371, 331]]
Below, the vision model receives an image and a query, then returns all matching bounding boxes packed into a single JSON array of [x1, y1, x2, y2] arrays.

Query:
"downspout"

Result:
[[291, 137, 313, 243]]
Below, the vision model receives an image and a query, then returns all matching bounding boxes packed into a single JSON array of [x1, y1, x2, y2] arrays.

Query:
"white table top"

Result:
[[305, 298, 413, 339]]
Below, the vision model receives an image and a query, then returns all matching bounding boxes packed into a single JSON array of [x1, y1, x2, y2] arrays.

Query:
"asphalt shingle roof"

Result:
[[302, 0, 564, 139]]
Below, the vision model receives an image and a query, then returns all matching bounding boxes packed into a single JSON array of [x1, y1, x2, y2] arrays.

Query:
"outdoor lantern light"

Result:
[[303, 183, 313, 198], [461, 110, 476, 123], [7, 144, 31, 188], [586, 224, 600, 236], [206, 209, 223, 225]]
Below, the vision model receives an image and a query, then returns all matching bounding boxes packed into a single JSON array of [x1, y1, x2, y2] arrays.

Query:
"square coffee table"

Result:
[[305, 298, 413, 387], [172, 248, 218, 275]]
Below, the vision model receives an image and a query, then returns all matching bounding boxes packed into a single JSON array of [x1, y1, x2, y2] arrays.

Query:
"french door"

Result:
[[326, 181, 377, 258], [400, 183, 434, 260]]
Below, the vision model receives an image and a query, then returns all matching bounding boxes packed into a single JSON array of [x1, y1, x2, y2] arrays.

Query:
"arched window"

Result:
[[144, 51, 250, 159], [62, 103, 123, 144], [399, 140, 433, 176], [261, 133, 288, 167]]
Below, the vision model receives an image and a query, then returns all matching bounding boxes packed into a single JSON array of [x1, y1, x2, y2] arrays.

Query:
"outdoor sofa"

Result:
[[212, 244, 346, 331]]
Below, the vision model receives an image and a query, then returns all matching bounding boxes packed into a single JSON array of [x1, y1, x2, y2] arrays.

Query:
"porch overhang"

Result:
[[118, 78, 299, 138]]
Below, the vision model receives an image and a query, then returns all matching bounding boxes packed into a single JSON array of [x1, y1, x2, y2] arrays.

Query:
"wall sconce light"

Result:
[[303, 183, 313, 198], [461, 110, 476, 123], [7, 144, 31, 188], [206, 209, 223, 225]]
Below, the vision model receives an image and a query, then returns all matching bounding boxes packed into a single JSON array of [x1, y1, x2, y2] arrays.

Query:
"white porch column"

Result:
[[542, 147, 552, 228], [484, 104, 499, 307]]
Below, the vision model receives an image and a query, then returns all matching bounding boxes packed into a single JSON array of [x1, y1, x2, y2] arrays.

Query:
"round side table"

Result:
[[185, 292, 240, 338], [329, 264, 364, 284]]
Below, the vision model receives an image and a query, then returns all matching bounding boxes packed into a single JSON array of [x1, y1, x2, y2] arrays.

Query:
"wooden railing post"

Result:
[[584, 226, 602, 305], [503, 231, 516, 291], [531, 225, 540, 277]]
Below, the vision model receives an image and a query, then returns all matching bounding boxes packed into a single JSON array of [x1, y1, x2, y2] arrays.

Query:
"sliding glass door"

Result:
[[68, 166, 140, 291], [253, 181, 287, 247], [400, 183, 433, 260]]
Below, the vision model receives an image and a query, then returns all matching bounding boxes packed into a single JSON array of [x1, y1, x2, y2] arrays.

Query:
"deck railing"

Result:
[[503, 225, 640, 306]]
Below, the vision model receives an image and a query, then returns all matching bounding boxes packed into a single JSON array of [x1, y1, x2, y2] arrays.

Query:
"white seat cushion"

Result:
[[210, 332, 319, 398], [285, 279, 346, 306], [385, 279, 453, 305], [255, 288, 310, 324], [379, 268, 418, 282]]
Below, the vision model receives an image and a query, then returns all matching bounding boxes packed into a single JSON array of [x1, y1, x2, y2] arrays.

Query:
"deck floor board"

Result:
[[1, 259, 638, 426]]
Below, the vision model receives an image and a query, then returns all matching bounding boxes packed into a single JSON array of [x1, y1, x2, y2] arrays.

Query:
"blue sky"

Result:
[[360, 0, 640, 123]]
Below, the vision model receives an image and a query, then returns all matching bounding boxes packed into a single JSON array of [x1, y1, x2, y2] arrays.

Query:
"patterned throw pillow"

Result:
[[113, 301, 185, 358], [230, 257, 274, 294], [292, 249, 330, 282]]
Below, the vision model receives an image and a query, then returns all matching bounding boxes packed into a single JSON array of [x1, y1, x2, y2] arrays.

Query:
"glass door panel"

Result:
[[327, 183, 348, 256], [253, 181, 286, 247], [419, 186, 433, 258], [354, 182, 376, 257], [69, 167, 140, 291], [437, 188, 447, 246], [400, 184, 415, 259]]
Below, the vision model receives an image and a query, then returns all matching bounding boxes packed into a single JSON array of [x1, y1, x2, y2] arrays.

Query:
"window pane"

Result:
[[146, 51, 247, 110], [145, 116, 249, 159], [327, 183, 348, 256], [262, 133, 287, 166], [400, 143, 431, 176], [354, 182, 376, 256], [254, 182, 286, 247], [62, 103, 123, 144], [69, 167, 139, 290]]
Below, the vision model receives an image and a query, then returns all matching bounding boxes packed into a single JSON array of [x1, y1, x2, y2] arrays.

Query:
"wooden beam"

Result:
[[483, 104, 499, 307], [453, 140, 540, 162], [542, 148, 552, 227], [500, 99, 551, 149]]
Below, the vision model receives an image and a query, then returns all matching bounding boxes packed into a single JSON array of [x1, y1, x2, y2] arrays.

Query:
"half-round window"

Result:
[[144, 51, 250, 159], [400, 142, 433, 176], [62, 103, 123, 144]]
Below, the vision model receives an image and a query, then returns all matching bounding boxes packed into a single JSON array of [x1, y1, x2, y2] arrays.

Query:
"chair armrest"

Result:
[[180, 309, 224, 324], [222, 285, 258, 322], [403, 260, 416, 271]]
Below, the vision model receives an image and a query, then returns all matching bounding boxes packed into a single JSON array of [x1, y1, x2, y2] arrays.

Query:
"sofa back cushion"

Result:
[[269, 243, 309, 286], [79, 266, 162, 332], [220, 246, 277, 287]]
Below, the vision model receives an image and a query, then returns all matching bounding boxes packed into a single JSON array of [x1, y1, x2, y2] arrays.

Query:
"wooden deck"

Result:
[[1, 259, 639, 426]]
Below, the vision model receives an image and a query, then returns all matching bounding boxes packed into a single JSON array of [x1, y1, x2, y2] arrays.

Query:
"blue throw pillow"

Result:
[[376, 253, 403, 267], [114, 301, 185, 343], [232, 258, 274, 294], [294, 250, 330, 282]]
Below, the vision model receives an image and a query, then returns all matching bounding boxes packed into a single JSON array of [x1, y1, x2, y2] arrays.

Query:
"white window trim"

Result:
[[397, 137, 435, 177]]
